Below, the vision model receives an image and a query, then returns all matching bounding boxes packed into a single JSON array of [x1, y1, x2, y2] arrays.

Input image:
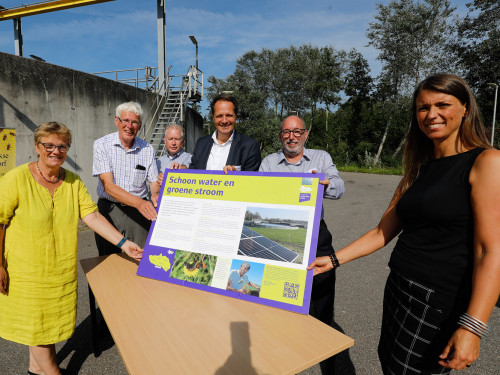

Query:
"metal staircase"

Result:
[[147, 65, 203, 158], [93, 64, 203, 157]]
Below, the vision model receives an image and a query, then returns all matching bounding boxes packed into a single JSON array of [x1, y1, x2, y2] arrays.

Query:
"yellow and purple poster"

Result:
[[137, 170, 324, 314], [0, 128, 16, 177]]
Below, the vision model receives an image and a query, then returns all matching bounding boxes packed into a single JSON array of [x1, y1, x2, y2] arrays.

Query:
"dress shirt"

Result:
[[156, 149, 192, 173], [259, 148, 344, 199], [206, 131, 234, 171], [93, 132, 158, 201], [260, 148, 344, 219]]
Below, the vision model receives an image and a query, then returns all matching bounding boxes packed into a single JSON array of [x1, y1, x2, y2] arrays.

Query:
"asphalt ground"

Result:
[[1, 172, 499, 375]]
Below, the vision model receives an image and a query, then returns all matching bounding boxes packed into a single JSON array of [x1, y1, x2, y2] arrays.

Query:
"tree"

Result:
[[448, 0, 499, 144], [342, 50, 373, 148], [344, 50, 372, 103], [367, 0, 455, 165], [449, 0, 500, 92], [367, 0, 455, 95], [205, 45, 345, 156], [298, 45, 344, 127]]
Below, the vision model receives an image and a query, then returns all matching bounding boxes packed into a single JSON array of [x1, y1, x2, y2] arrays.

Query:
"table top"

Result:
[[81, 254, 354, 375]]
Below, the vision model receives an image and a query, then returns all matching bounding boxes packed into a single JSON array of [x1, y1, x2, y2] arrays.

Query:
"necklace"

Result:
[[36, 162, 61, 184]]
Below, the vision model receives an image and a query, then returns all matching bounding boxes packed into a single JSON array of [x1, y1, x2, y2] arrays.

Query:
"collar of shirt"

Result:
[[112, 131, 139, 151], [207, 132, 234, 170], [277, 148, 311, 166], [167, 149, 185, 160], [212, 130, 234, 147]]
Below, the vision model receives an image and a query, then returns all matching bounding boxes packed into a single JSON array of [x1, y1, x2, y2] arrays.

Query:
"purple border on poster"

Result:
[[137, 169, 324, 314]]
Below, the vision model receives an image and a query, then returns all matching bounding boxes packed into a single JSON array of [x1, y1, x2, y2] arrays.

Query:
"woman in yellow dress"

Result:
[[0, 122, 143, 375]]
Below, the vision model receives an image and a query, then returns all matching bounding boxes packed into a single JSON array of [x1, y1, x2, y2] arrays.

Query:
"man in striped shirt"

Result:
[[93, 101, 160, 256]]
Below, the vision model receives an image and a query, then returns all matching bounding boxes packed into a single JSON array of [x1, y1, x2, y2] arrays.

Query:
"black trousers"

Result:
[[309, 219, 337, 375], [95, 198, 151, 256]]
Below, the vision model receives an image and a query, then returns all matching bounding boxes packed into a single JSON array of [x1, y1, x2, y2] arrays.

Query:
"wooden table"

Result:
[[81, 254, 354, 375]]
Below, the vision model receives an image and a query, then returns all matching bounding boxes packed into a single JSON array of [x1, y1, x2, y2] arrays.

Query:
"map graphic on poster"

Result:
[[0, 128, 16, 177], [137, 170, 324, 314]]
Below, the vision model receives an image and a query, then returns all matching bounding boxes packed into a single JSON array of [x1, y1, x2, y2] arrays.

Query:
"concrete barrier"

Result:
[[0, 51, 201, 200]]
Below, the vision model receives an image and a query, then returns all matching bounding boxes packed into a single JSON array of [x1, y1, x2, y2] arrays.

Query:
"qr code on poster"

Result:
[[283, 282, 300, 300]]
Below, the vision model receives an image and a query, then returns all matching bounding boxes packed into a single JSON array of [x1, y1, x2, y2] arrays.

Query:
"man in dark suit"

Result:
[[189, 94, 261, 172]]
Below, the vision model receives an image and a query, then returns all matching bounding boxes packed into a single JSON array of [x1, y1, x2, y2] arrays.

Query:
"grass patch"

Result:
[[250, 227, 307, 263], [338, 165, 402, 175], [250, 227, 307, 246]]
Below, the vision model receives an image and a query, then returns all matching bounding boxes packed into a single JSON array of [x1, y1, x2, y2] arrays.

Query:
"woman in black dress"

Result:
[[309, 74, 500, 374]]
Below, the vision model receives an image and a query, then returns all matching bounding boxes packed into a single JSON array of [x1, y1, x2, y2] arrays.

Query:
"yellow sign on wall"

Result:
[[0, 128, 16, 177]]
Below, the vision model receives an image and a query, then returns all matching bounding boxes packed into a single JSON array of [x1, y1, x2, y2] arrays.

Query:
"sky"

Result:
[[231, 258, 265, 285], [0, 0, 468, 115]]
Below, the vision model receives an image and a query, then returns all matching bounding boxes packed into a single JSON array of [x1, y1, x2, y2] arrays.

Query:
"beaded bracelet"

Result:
[[458, 313, 489, 339], [329, 252, 340, 269], [116, 237, 127, 249]]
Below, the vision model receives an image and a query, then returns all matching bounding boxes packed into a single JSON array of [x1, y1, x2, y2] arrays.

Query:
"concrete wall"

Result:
[[0, 51, 202, 200], [185, 106, 204, 152]]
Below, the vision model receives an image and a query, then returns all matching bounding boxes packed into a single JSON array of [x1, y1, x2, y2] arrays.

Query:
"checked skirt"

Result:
[[378, 271, 454, 375]]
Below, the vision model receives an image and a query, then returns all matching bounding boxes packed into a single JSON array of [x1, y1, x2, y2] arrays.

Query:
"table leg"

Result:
[[88, 284, 99, 357]]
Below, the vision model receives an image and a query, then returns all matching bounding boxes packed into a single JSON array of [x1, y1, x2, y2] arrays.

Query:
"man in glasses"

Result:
[[92, 101, 160, 256], [260, 115, 344, 375], [189, 94, 261, 172]]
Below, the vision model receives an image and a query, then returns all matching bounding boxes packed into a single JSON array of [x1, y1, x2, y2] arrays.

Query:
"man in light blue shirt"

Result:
[[259, 118, 344, 201], [260, 115, 344, 375], [227, 262, 260, 293], [156, 124, 192, 173]]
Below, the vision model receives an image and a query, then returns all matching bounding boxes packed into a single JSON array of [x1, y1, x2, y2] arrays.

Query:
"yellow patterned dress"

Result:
[[0, 164, 97, 345]]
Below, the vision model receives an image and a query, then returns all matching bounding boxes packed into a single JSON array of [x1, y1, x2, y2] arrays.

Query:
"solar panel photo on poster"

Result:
[[238, 225, 299, 262], [241, 226, 257, 237]]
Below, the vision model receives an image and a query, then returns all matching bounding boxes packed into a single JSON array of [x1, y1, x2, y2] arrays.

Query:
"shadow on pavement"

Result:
[[56, 311, 115, 374], [332, 321, 356, 375]]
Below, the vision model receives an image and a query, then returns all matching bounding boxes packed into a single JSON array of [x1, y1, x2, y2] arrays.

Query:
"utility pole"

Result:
[[157, 0, 166, 95], [487, 83, 498, 146], [13, 18, 22, 56]]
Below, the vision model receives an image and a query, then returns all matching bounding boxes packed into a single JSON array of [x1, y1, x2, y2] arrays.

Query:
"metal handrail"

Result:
[[92, 66, 159, 91], [139, 66, 173, 140], [94, 64, 203, 155], [148, 65, 204, 157]]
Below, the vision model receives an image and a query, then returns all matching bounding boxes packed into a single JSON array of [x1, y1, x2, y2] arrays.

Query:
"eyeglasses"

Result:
[[280, 129, 306, 137], [118, 117, 141, 126], [39, 142, 70, 153]]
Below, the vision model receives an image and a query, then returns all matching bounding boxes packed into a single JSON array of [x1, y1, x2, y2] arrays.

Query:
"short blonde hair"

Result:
[[34, 122, 72, 145], [165, 124, 185, 139]]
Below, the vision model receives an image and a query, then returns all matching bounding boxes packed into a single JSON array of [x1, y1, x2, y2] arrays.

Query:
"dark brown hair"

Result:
[[395, 73, 490, 200], [210, 94, 239, 116]]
